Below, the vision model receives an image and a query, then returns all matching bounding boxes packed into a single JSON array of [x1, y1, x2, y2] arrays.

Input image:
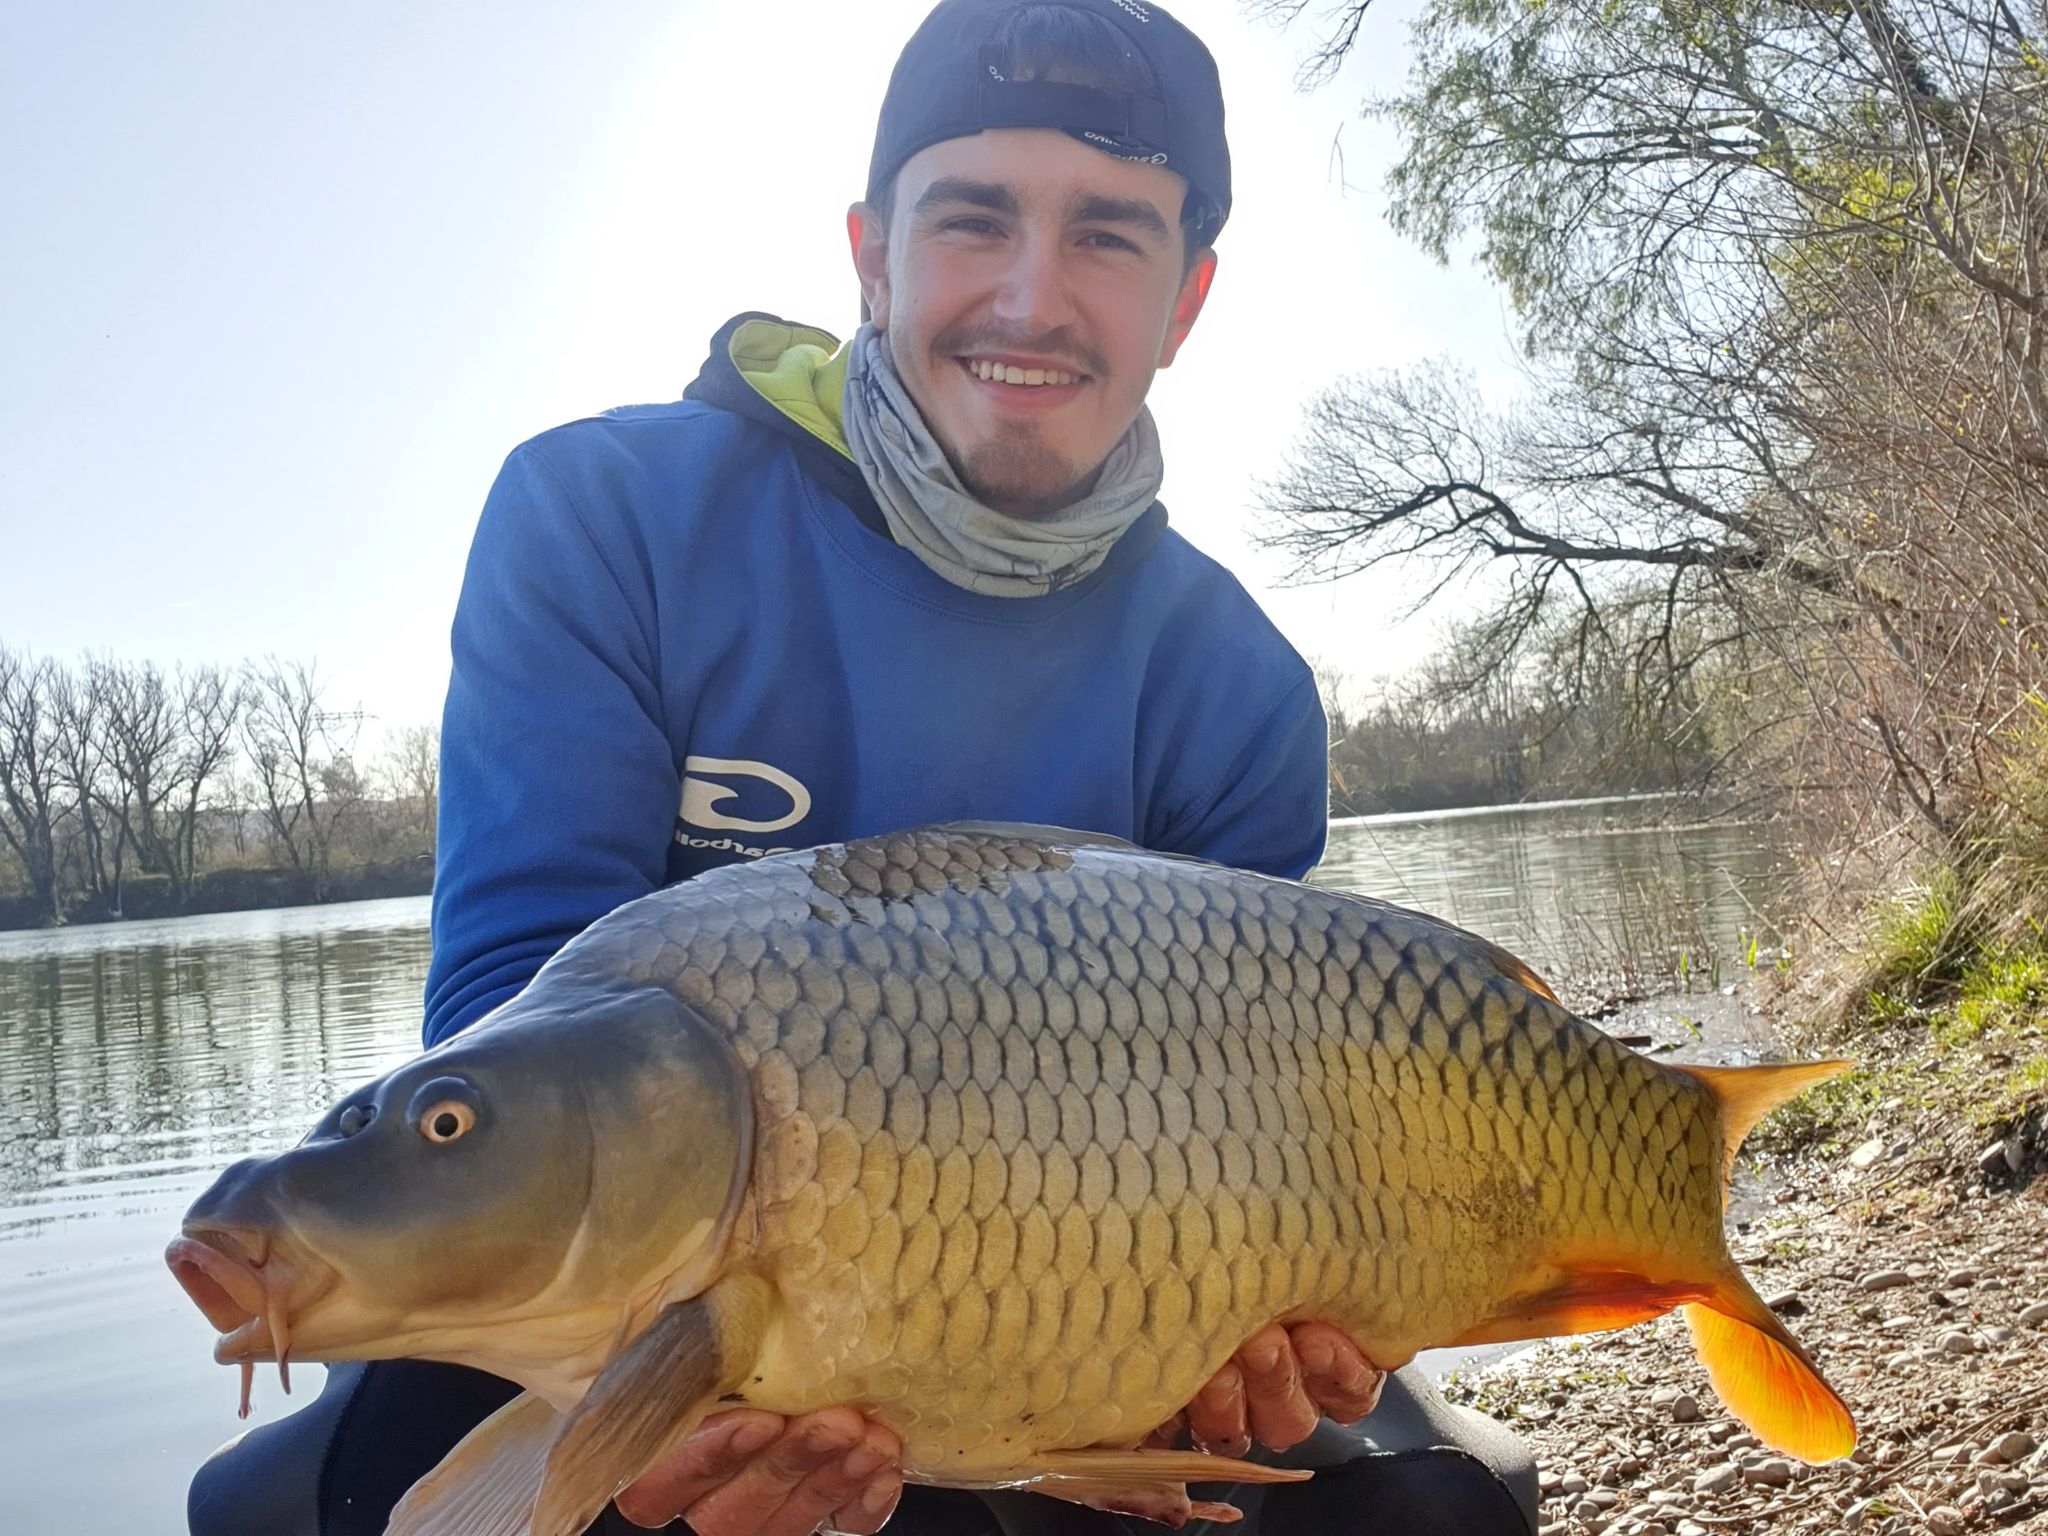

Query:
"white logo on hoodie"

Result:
[[678, 756, 812, 834]]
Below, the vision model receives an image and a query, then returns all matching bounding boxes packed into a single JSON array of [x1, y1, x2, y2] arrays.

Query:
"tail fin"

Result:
[[1671, 1059, 1852, 1189], [1686, 1273, 1856, 1462], [1672, 1058, 1858, 1462]]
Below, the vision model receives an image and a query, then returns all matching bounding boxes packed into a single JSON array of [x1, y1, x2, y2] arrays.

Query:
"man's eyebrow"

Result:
[[1070, 193, 1171, 241], [913, 178, 1020, 217]]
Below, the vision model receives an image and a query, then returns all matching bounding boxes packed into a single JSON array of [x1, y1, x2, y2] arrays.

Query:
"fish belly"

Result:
[[657, 829, 1724, 1481]]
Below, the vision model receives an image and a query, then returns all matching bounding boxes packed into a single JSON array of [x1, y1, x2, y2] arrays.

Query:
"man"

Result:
[[188, 2, 1536, 1533]]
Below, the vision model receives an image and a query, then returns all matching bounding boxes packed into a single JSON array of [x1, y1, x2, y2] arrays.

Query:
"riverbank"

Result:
[[1446, 976, 2048, 1536], [0, 856, 433, 932]]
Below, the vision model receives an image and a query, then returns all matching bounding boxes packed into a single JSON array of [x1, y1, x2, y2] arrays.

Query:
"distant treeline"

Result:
[[1314, 602, 1740, 817], [0, 647, 437, 929]]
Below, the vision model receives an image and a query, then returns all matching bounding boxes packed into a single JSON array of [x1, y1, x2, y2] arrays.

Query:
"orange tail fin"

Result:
[[1672, 1057, 1858, 1461], [1671, 1059, 1852, 1188], [1686, 1273, 1855, 1462]]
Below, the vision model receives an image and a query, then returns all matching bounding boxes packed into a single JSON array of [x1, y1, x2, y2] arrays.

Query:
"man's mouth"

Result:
[[958, 355, 1088, 389]]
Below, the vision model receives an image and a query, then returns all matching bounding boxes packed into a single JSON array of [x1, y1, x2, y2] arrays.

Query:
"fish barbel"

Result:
[[167, 824, 1854, 1535]]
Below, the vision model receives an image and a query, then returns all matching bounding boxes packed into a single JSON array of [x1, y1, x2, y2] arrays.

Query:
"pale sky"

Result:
[[0, 0, 1517, 747]]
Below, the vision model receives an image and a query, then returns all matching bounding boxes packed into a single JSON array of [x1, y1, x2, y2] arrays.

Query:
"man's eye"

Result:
[[1082, 232, 1140, 253], [943, 217, 1002, 236]]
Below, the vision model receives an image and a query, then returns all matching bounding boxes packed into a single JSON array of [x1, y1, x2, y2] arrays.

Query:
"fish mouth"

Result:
[[166, 1226, 334, 1417]]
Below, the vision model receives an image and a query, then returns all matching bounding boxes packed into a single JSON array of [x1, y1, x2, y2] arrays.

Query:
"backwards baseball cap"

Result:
[[866, 0, 1232, 242]]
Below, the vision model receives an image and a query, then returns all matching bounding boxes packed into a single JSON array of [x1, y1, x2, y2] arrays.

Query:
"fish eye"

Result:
[[338, 1103, 376, 1137], [418, 1101, 476, 1144]]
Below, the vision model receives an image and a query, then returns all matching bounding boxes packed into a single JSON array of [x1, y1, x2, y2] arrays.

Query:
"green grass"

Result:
[[1863, 867, 1970, 999]]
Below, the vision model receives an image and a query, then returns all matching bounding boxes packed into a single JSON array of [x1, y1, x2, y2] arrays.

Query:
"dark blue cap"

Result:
[[867, 0, 1232, 241]]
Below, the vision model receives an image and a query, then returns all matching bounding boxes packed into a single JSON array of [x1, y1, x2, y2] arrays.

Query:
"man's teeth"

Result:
[[966, 359, 1081, 386]]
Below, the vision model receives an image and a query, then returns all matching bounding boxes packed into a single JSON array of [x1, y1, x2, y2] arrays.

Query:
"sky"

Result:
[[0, 0, 1519, 748]]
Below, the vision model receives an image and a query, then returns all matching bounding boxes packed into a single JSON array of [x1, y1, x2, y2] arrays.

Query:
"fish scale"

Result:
[[597, 825, 1721, 1472]]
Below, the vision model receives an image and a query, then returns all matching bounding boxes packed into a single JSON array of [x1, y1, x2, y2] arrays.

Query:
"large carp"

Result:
[[167, 824, 1854, 1535]]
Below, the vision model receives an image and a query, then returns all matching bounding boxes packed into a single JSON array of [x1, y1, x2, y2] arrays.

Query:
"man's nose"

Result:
[[990, 232, 1080, 336]]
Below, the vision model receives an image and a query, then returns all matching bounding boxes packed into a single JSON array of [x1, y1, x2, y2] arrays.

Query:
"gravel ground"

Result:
[[1440, 1046, 2048, 1536]]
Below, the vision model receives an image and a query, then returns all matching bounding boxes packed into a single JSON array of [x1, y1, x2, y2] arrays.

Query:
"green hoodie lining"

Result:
[[729, 318, 853, 460]]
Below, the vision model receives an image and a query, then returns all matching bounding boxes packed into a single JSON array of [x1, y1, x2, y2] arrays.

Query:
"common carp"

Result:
[[167, 824, 1855, 1535]]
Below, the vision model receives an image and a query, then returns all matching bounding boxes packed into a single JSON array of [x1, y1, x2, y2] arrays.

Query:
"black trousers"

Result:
[[187, 1359, 1537, 1536]]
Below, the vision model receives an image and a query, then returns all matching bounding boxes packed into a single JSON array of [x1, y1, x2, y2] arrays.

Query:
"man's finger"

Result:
[[1235, 1324, 1319, 1452], [821, 1458, 904, 1536], [615, 1409, 786, 1527], [746, 1420, 901, 1536], [681, 1408, 872, 1536], [1183, 1362, 1250, 1457], [1290, 1322, 1385, 1425]]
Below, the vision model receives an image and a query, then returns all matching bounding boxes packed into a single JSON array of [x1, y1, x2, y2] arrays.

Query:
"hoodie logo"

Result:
[[678, 756, 812, 834]]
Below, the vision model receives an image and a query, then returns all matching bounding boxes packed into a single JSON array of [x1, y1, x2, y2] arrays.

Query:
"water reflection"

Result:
[[1312, 796, 1792, 978], [0, 804, 1794, 1530]]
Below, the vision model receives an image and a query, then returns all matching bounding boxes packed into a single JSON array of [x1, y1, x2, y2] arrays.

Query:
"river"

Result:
[[0, 798, 1792, 1529]]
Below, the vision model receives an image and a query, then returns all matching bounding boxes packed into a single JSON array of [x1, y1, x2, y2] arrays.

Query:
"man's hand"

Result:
[[615, 1406, 902, 1536], [1156, 1322, 1386, 1457]]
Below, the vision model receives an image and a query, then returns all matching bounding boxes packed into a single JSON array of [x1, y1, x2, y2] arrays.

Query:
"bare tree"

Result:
[[240, 659, 362, 901], [0, 648, 68, 923], [166, 666, 240, 899], [379, 723, 439, 855], [49, 664, 122, 911], [1255, 0, 2048, 854]]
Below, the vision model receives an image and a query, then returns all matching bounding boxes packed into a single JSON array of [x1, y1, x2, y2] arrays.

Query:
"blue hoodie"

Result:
[[423, 315, 1327, 1045]]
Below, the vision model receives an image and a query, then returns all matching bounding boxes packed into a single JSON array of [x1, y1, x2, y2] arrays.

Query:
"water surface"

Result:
[[0, 801, 1792, 1529]]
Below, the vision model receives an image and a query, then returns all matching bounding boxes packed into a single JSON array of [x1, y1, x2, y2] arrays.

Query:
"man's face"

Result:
[[850, 128, 1216, 518]]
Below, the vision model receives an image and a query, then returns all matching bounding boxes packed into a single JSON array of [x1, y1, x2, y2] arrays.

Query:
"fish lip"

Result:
[[167, 1226, 334, 1361], [166, 1230, 272, 1335]]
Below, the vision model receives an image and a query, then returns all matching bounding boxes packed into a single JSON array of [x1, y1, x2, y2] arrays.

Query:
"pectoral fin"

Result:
[[531, 1275, 774, 1536], [1007, 1447, 1311, 1528], [387, 1389, 562, 1536]]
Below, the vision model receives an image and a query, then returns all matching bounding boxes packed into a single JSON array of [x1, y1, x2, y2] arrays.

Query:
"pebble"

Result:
[[1765, 1288, 1807, 1314], [1668, 1394, 1700, 1423], [1937, 1330, 1980, 1355], [1861, 1269, 1912, 1293], [1743, 1458, 1794, 1487], [1978, 1430, 2037, 1464], [1976, 1137, 2022, 1175], [1925, 1507, 1966, 1536], [1693, 1463, 1740, 1495], [1849, 1137, 1890, 1170], [1941, 1267, 1980, 1287], [1562, 1472, 1591, 1494], [2019, 1300, 2048, 1327]]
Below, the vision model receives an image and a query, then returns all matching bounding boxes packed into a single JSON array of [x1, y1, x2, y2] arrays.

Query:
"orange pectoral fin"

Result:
[[1686, 1283, 1855, 1463], [1447, 1271, 1712, 1348]]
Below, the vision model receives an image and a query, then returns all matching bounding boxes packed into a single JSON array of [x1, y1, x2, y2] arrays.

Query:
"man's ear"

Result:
[[1157, 249, 1218, 369], [848, 203, 891, 329]]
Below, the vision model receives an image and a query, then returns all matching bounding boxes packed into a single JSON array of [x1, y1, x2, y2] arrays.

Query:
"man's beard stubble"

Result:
[[955, 425, 1099, 521]]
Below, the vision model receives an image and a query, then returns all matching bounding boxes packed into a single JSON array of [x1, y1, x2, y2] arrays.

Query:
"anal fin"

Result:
[[387, 1389, 562, 1536], [1007, 1447, 1311, 1529]]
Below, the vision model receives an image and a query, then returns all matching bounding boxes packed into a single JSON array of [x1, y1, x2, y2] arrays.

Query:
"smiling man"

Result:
[[186, 3, 1536, 1535]]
